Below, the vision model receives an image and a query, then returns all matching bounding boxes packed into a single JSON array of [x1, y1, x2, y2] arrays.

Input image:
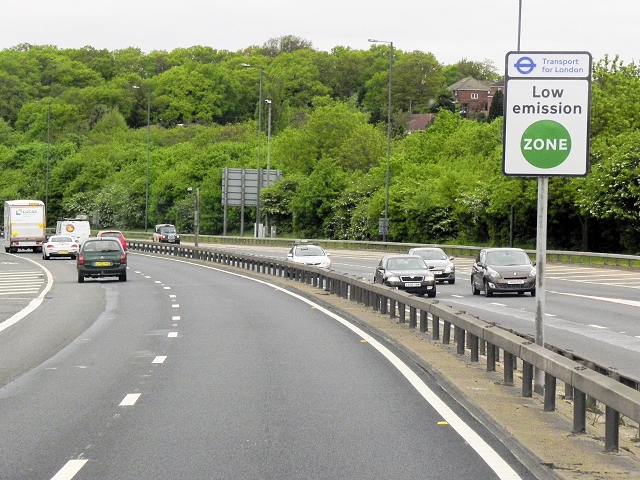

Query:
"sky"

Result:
[[2, 1, 638, 71]]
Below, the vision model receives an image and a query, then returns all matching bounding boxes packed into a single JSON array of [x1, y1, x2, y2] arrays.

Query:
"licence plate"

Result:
[[94, 261, 112, 267], [432, 270, 443, 275], [508, 280, 525, 285], [404, 282, 421, 287], [59, 250, 68, 254]]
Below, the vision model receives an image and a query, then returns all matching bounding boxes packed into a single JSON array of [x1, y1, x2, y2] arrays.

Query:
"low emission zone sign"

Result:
[[503, 51, 592, 176]]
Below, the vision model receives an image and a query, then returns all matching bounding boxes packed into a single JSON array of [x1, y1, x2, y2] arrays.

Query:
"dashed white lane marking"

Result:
[[164, 286, 171, 290], [50, 459, 88, 479], [169, 295, 176, 298], [172, 316, 180, 321], [155, 281, 162, 284], [168, 332, 178, 338], [171, 304, 179, 308], [152, 356, 167, 364], [144, 276, 151, 279], [119, 393, 141, 406], [590, 324, 608, 329]]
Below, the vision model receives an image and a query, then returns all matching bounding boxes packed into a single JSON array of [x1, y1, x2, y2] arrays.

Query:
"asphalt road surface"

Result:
[[215, 244, 640, 381], [0, 251, 535, 479]]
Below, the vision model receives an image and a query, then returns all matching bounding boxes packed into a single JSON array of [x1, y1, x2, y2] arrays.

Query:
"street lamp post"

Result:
[[368, 39, 393, 242], [133, 85, 151, 232], [265, 99, 272, 236], [45, 102, 51, 212], [241, 63, 264, 237], [187, 187, 200, 247]]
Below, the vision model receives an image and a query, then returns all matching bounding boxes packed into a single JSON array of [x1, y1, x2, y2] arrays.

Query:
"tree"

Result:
[[261, 35, 314, 57], [487, 89, 504, 122], [392, 51, 444, 113]]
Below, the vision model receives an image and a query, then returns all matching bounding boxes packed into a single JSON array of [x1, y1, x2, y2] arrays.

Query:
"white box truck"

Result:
[[55, 218, 91, 245], [3, 200, 47, 253]]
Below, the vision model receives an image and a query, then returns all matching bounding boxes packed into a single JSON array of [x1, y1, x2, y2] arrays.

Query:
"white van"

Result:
[[56, 219, 91, 245]]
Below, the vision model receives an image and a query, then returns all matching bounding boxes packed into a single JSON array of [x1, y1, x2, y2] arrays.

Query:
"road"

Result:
[[213, 244, 640, 380], [0, 251, 533, 479]]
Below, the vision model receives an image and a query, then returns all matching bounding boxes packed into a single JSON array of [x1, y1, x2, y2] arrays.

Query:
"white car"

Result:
[[286, 242, 331, 269], [42, 235, 79, 260]]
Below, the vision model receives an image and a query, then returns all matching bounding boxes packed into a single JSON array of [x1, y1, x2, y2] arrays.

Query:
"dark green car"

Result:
[[77, 238, 127, 283]]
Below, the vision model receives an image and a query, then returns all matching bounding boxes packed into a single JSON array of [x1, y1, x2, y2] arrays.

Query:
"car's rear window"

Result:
[[51, 236, 73, 243], [100, 232, 122, 238], [83, 241, 121, 252]]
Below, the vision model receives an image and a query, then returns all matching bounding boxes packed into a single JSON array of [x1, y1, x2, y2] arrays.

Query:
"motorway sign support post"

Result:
[[503, 51, 592, 394]]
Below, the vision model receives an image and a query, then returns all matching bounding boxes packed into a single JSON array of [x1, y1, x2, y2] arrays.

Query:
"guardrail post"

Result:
[[504, 352, 514, 385], [573, 388, 586, 434], [522, 361, 533, 397], [389, 299, 396, 319], [469, 334, 479, 362], [544, 372, 557, 412], [455, 326, 465, 355], [479, 339, 486, 356], [486, 342, 496, 372], [380, 296, 388, 315], [409, 307, 417, 329], [431, 314, 440, 340], [605, 406, 620, 452], [442, 321, 451, 344], [419, 310, 428, 333], [372, 293, 380, 312], [398, 303, 406, 324]]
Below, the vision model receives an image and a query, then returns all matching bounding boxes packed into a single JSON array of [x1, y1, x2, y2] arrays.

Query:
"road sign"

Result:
[[503, 52, 592, 176]]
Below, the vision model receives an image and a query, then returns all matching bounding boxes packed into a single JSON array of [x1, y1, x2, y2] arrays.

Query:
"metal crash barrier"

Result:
[[130, 240, 640, 453]]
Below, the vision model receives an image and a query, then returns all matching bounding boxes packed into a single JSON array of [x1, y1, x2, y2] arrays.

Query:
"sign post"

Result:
[[503, 51, 592, 393]]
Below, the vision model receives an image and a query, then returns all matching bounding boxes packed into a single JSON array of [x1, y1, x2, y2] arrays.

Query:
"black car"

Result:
[[77, 238, 127, 283], [373, 254, 436, 297], [471, 248, 536, 297], [153, 224, 180, 244]]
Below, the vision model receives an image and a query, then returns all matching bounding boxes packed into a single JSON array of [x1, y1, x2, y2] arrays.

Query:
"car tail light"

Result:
[[46, 245, 54, 249], [72, 244, 78, 248], [78, 254, 85, 265], [120, 253, 127, 264]]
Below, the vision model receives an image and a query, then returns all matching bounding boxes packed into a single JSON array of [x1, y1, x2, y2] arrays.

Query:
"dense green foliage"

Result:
[[0, 39, 638, 253]]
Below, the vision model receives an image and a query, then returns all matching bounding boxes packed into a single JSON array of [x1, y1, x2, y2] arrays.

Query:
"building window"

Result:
[[471, 93, 479, 99]]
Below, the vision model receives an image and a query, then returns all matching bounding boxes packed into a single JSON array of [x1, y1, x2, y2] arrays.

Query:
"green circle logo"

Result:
[[520, 120, 571, 168]]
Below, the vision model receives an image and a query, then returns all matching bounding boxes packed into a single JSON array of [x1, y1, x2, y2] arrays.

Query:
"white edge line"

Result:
[[50, 459, 88, 480], [0, 256, 54, 334], [133, 252, 521, 479]]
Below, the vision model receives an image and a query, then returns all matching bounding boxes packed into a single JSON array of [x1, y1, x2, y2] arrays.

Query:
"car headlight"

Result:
[[425, 272, 435, 281], [487, 268, 502, 280], [529, 267, 536, 277], [387, 275, 401, 282], [445, 263, 455, 273]]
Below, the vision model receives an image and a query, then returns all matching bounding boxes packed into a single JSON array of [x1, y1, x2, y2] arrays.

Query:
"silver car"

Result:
[[471, 248, 536, 297], [408, 247, 456, 284], [287, 242, 331, 269]]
